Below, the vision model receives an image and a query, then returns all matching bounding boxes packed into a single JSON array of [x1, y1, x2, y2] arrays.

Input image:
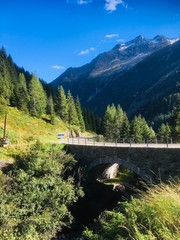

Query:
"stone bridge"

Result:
[[66, 141, 180, 183]]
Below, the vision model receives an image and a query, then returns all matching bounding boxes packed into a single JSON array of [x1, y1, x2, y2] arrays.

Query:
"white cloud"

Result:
[[116, 38, 125, 42], [79, 47, 95, 55], [105, 34, 119, 38], [66, 0, 92, 5], [105, 0, 127, 12], [78, 0, 92, 4], [51, 65, 65, 70]]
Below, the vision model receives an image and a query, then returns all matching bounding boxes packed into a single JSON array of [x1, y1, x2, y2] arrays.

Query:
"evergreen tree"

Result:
[[121, 113, 130, 139], [55, 86, 68, 122], [0, 47, 12, 104], [13, 73, 29, 112], [171, 96, 180, 140], [131, 115, 155, 142], [103, 104, 116, 140], [89, 110, 96, 132], [83, 108, 89, 131], [114, 105, 124, 140], [75, 97, 85, 132], [47, 95, 56, 124], [67, 90, 79, 126], [95, 115, 103, 134], [28, 75, 47, 117], [157, 123, 171, 142]]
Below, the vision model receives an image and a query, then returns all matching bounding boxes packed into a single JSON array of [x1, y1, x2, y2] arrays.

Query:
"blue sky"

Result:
[[0, 0, 180, 83]]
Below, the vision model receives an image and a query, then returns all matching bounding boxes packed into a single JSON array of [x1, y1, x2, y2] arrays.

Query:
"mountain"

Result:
[[88, 39, 180, 120], [50, 35, 180, 121], [51, 35, 178, 85]]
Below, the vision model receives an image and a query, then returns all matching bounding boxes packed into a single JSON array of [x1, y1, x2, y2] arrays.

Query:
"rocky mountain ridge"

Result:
[[50, 35, 180, 122]]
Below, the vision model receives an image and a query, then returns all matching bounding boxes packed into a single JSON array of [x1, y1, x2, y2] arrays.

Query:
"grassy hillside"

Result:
[[0, 107, 67, 160]]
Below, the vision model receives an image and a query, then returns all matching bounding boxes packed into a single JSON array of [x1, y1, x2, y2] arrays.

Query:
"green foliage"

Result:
[[171, 96, 180, 139], [46, 95, 56, 124], [28, 75, 47, 117], [0, 47, 13, 103], [103, 104, 117, 140], [157, 123, 171, 141], [83, 108, 97, 132], [13, 73, 29, 112], [55, 86, 68, 122], [0, 143, 84, 239], [82, 180, 180, 240], [67, 90, 79, 126], [76, 96, 85, 132], [130, 115, 155, 142]]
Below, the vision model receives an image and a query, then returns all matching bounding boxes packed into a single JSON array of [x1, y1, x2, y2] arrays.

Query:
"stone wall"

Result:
[[67, 145, 180, 182]]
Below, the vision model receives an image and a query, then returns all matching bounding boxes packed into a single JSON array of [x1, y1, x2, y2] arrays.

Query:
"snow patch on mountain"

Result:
[[168, 38, 180, 44]]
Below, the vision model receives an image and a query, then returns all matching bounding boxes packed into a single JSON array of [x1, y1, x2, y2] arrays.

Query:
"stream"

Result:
[[58, 166, 144, 240]]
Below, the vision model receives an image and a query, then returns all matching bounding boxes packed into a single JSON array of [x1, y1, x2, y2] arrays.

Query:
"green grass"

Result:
[[0, 107, 68, 160], [0, 107, 67, 143]]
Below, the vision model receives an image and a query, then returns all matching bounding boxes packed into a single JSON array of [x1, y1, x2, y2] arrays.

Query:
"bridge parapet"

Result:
[[66, 137, 180, 149], [66, 143, 180, 183]]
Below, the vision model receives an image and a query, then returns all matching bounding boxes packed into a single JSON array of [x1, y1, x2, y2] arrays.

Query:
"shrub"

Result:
[[82, 179, 180, 240]]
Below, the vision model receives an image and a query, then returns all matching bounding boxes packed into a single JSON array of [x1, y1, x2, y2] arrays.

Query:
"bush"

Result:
[[82, 179, 180, 240], [0, 142, 84, 239]]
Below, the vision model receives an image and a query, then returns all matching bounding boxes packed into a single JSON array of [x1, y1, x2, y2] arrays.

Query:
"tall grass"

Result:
[[83, 179, 180, 240], [124, 179, 180, 239]]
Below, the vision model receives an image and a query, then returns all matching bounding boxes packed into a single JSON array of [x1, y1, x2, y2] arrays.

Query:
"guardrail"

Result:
[[66, 137, 180, 148]]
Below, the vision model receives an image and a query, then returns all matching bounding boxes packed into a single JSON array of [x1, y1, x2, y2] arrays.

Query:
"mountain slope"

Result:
[[51, 35, 179, 88], [88, 39, 180, 119], [50, 36, 180, 121]]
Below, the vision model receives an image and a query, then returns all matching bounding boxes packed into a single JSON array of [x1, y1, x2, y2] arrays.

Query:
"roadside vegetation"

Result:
[[83, 179, 180, 240], [0, 142, 84, 240]]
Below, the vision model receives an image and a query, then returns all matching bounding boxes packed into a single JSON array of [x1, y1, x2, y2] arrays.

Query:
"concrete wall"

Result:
[[67, 145, 180, 182]]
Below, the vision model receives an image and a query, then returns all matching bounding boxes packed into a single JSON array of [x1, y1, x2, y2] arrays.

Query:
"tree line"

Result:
[[0, 46, 179, 140], [0, 47, 98, 134], [102, 100, 180, 142]]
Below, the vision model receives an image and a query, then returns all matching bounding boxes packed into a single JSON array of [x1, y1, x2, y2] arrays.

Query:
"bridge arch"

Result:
[[88, 156, 152, 183], [66, 144, 180, 183]]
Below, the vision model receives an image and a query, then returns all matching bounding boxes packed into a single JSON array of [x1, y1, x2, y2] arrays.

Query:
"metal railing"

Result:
[[66, 137, 180, 148]]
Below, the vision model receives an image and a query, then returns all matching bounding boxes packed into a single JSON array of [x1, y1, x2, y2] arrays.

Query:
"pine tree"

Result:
[[121, 113, 130, 139], [55, 86, 68, 122], [157, 123, 171, 142], [83, 108, 89, 131], [131, 115, 143, 141], [75, 97, 85, 132], [47, 95, 56, 124], [13, 73, 29, 112], [67, 90, 79, 126], [103, 104, 116, 140], [171, 96, 180, 140], [114, 105, 124, 140], [28, 75, 47, 117], [131, 115, 155, 142], [0, 47, 12, 104]]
